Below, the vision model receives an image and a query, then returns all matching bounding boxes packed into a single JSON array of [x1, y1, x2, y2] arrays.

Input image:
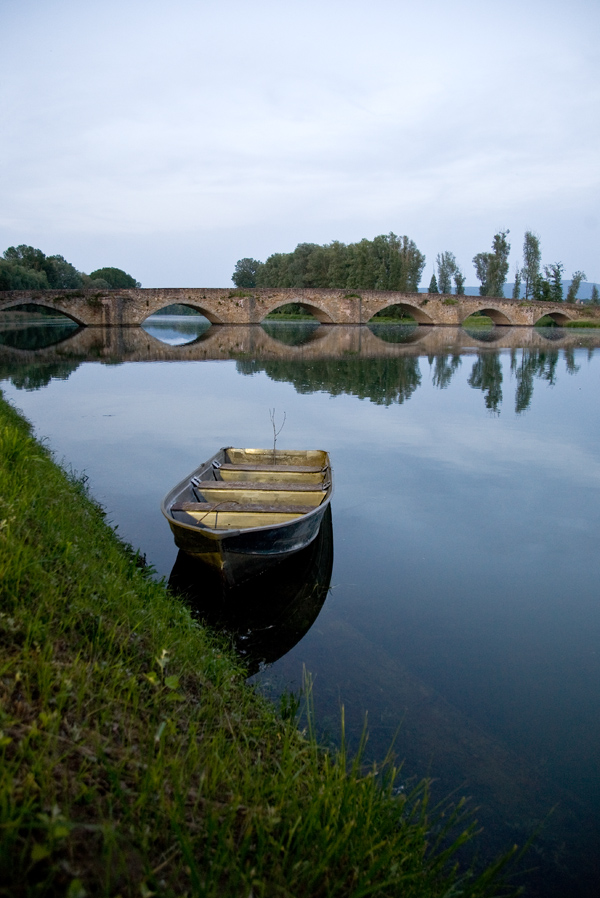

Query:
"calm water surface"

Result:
[[2, 316, 600, 897]]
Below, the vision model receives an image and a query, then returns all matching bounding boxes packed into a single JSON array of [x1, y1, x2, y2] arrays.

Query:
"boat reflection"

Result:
[[168, 506, 334, 674]]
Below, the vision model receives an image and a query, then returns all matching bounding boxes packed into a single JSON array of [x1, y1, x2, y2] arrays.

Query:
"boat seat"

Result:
[[172, 501, 311, 515], [195, 480, 327, 492], [219, 462, 325, 474]]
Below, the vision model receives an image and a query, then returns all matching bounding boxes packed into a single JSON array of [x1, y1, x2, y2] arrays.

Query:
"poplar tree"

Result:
[[428, 273, 439, 294], [566, 271, 586, 303], [473, 230, 510, 297], [487, 230, 511, 296], [472, 253, 491, 296], [454, 267, 466, 295], [543, 263, 564, 303], [436, 251, 457, 294], [512, 265, 521, 299], [522, 231, 541, 300]]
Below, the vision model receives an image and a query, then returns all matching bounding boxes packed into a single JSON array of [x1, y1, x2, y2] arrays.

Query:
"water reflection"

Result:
[[168, 507, 333, 675], [142, 314, 211, 345], [428, 352, 462, 389], [468, 352, 504, 413], [461, 323, 509, 343], [238, 355, 423, 406], [260, 320, 322, 346], [1, 320, 600, 417], [367, 322, 422, 343], [0, 319, 80, 350]]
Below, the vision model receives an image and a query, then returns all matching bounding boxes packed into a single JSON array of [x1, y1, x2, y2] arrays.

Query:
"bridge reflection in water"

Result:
[[168, 506, 334, 676], [0, 321, 597, 366]]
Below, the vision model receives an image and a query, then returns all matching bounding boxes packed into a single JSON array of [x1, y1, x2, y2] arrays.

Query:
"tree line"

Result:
[[233, 231, 596, 303], [0, 245, 140, 291], [232, 234, 426, 293]]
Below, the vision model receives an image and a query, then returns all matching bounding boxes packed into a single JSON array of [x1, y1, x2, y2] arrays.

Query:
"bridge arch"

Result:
[[260, 299, 335, 324], [533, 310, 573, 327], [141, 301, 224, 325], [368, 301, 434, 325], [462, 306, 513, 326], [0, 298, 85, 326]]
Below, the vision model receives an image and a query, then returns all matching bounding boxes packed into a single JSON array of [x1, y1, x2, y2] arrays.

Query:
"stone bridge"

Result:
[[1, 287, 598, 327]]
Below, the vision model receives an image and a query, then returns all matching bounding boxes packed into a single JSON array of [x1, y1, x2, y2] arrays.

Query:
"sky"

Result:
[[1, 0, 599, 287]]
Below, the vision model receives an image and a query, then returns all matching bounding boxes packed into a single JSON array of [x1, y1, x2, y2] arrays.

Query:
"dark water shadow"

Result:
[[461, 324, 512, 343], [168, 506, 334, 675], [260, 320, 324, 346], [366, 323, 427, 343], [0, 320, 81, 351], [534, 325, 568, 342]]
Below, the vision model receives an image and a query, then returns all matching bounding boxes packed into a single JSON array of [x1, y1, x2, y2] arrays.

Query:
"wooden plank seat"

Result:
[[195, 480, 326, 492], [172, 501, 311, 514], [218, 462, 325, 474]]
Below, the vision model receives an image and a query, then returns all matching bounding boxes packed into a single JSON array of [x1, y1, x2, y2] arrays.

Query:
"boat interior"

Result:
[[170, 448, 331, 530]]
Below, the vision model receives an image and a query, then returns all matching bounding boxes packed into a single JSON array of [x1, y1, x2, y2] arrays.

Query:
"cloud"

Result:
[[1, 0, 599, 283]]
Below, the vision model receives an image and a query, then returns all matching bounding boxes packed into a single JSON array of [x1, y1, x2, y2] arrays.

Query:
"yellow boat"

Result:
[[161, 447, 333, 582]]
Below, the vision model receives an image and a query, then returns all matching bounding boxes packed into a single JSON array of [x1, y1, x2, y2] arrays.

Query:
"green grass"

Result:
[[368, 316, 416, 324], [264, 303, 317, 321], [0, 396, 520, 898], [263, 312, 317, 320], [461, 315, 494, 327], [564, 319, 600, 328]]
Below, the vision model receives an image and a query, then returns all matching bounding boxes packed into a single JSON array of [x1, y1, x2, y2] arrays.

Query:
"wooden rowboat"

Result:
[[161, 447, 333, 582]]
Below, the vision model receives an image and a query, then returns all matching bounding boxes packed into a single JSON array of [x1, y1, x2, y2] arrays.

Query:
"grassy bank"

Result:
[[0, 395, 518, 897], [564, 319, 600, 328]]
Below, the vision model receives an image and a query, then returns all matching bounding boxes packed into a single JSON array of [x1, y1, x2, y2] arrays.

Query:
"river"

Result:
[[1, 315, 599, 897]]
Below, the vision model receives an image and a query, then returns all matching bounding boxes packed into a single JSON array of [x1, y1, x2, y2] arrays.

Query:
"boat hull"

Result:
[[168, 505, 334, 673], [162, 447, 333, 582]]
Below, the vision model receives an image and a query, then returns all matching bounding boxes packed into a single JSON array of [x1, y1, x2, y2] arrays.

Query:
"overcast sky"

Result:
[[1, 0, 598, 287]]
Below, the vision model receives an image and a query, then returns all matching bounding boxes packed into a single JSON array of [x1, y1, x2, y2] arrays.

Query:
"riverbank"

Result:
[[0, 394, 518, 897]]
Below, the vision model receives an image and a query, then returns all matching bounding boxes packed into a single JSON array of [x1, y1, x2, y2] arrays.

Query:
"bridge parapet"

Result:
[[1, 287, 599, 327]]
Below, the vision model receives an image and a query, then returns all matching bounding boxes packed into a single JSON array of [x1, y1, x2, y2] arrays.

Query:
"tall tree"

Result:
[[88, 267, 140, 288], [396, 235, 426, 292], [3, 244, 48, 273], [472, 252, 492, 296], [428, 273, 439, 294], [454, 267, 466, 295], [436, 251, 457, 294], [487, 230, 511, 296], [473, 230, 511, 297], [543, 262, 564, 303], [512, 264, 522, 299], [590, 285, 600, 305], [232, 258, 261, 288], [45, 255, 83, 289], [0, 260, 49, 290], [566, 271, 586, 303], [522, 231, 541, 300], [532, 272, 551, 301], [2, 244, 84, 289]]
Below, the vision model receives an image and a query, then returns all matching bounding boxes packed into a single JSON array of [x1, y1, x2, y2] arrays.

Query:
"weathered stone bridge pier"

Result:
[[1, 287, 598, 327]]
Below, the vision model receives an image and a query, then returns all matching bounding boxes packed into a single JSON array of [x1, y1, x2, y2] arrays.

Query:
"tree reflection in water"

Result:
[[428, 352, 462, 389], [237, 356, 422, 406], [468, 353, 504, 414]]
